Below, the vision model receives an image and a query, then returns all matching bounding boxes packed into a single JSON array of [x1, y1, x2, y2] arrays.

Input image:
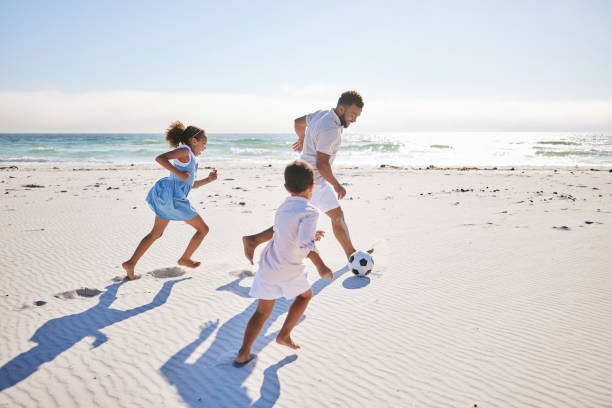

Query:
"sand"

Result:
[[1, 163, 611, 407]]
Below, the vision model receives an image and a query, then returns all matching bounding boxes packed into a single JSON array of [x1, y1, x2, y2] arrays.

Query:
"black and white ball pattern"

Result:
[[348, 250, 374, 276]]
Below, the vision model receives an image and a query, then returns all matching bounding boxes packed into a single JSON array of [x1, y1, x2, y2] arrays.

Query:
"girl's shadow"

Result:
[[161, 266, 349, 407], [0, 277, 189, 391]]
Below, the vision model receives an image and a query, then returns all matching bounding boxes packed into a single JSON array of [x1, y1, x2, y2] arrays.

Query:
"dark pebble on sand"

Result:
[[585, 221, 594, 224], [23, 184, 44, 188], [132, 207, 137, 209], [239, 202, 246, 206], [34, 300, 46, 306], [553, 226, 570, 230]]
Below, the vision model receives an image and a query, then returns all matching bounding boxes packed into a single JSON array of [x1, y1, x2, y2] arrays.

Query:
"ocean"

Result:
[[1, 132, 611, 168]]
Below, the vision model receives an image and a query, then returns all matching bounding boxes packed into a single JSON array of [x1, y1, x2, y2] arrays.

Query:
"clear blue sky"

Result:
[[1, 0, 611, 131]]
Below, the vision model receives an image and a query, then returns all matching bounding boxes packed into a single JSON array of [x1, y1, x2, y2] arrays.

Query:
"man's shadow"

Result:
[[161, 267, 349, 408], [0, 277, 188, 391]]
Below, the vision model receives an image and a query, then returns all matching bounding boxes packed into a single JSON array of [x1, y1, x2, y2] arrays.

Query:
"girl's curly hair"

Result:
[[165, 120, 206, 147]]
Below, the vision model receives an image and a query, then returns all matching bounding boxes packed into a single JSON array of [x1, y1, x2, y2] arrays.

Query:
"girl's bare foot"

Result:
[[242, 236, 257, 265], [122, 261, 136, 280], [276, 334, 301, 350], [178, 258, 201, 268]]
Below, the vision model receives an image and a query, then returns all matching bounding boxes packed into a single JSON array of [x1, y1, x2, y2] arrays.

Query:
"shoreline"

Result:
[[2, 162, 611, 173]]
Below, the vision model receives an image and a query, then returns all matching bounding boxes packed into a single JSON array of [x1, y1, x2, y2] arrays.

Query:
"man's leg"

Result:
[[326, 206, 356, 259], [242, 227, 273, 264]]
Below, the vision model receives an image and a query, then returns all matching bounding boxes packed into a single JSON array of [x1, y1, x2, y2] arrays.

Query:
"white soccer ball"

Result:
[[348, 251, 374, 276]]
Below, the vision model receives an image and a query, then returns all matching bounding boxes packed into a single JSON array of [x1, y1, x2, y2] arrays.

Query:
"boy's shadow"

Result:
[[161, 266, 349, 408], [0, 277, 189, 391]]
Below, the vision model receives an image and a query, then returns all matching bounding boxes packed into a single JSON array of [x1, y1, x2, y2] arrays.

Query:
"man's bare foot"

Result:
[[122, 261, 136, 280], [276, 334, 301, 350], [178, 258, 201, 268], [242, 236, 257, 265]]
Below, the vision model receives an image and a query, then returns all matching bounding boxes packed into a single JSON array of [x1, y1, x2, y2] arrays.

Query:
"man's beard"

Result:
[[338, 113, 348, 128]]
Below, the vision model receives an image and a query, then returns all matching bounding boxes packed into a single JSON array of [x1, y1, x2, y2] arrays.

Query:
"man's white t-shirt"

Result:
[[299, 109, 343, 185]]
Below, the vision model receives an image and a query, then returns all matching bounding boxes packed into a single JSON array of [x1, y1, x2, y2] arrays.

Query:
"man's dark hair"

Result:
[[284, 160, 314, 193], [337, 90, 364, 108]]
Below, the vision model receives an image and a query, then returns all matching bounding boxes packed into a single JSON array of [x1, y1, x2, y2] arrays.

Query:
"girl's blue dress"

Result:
[[146, 145, 199, 221]]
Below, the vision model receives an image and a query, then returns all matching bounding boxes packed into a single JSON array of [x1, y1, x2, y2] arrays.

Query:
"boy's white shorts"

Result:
[[310, 181, 340, 213], [249, 272, 311, 300]]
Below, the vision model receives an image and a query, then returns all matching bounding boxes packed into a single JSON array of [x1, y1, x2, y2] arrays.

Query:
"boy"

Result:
[[235, 160, 334, 366]]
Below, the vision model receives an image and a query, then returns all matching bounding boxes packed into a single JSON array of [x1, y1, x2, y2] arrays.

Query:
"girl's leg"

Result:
[[178, 214, 209, 268], [122, 216, 170, 280], [276, 288, 313, 349], [236, 299, 275, 364]]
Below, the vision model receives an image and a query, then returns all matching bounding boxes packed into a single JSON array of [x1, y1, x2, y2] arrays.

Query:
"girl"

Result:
[[122, 121, 218, 280]]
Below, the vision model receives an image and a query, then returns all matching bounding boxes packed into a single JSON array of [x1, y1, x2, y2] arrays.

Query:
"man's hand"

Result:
[[292, 138, 304, 152], [178, 170, 191, 181], [334, 183, 346, 200], [315, 230, 325, 241]]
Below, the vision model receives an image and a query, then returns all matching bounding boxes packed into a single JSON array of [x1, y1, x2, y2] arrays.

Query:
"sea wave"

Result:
[[29, 146, 55, 152], [537, 141, 580, 146], [343, 143, 401, 152], [535, 150, 592, 157]]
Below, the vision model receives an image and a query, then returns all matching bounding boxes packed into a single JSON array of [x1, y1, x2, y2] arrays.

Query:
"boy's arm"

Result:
[[292, 115, 307, 152], [307, 251, 333, 281], [316, 152, 345, 199], [193, 169, 217, 188]]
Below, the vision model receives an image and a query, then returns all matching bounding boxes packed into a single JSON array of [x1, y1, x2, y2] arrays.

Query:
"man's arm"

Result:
[[316, 151, 346, 199], [292, 115, 307, 152]]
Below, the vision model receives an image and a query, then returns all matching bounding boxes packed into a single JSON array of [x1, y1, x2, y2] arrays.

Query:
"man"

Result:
[[243, 90, 365, 263]]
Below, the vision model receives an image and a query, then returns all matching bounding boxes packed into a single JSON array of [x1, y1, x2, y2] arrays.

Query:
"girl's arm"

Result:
[[193, 169, 218, 188], [155, 148, 191, 181]]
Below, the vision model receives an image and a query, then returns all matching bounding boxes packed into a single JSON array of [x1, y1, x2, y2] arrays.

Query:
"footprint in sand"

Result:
[[54, 288, 103, 300], [149, 267, 187, 278], [229, 270, 254, 278]]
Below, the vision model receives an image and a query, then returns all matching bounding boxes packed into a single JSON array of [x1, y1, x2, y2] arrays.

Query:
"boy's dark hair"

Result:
[[337, 90, 364, 108], [284, 160, 314, 193], [166, 120, 206, 147]]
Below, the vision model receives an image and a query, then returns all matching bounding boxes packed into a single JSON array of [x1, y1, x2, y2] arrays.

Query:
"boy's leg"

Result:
[[179, 215, 209, 268], [326, 207, 357, 259], [276, 288, 313, 349], [236, 299, 275, 364], [123, 216, 170, 280], [242, 226, 273, 264]]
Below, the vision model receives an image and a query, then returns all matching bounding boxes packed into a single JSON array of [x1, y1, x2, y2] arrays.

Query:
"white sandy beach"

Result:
[[1, 163, 611, 407]]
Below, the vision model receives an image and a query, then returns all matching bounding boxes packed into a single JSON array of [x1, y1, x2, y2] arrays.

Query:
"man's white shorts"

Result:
[[310, 181, 340, 213], [249, 272, 311, 300]]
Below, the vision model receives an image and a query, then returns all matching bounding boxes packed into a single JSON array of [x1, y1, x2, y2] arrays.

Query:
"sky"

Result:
[[0, 0, 611, 132]]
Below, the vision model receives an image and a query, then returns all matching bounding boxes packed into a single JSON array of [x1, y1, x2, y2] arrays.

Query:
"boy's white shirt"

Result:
[[299, 109, 343, 185], [257, 196, 319, 284]]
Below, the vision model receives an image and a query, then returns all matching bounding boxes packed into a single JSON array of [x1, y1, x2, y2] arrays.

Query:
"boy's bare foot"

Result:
[[122, 261, 136, 280], [178, 258, 201, 268], [234, 351, 255, 367], [276, 334, 301, 350], [242, 236, 257, 265]]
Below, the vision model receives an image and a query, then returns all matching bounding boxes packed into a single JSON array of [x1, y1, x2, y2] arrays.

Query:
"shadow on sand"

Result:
[[161, 266, 349, 407], [0, 277, 189, 391]]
